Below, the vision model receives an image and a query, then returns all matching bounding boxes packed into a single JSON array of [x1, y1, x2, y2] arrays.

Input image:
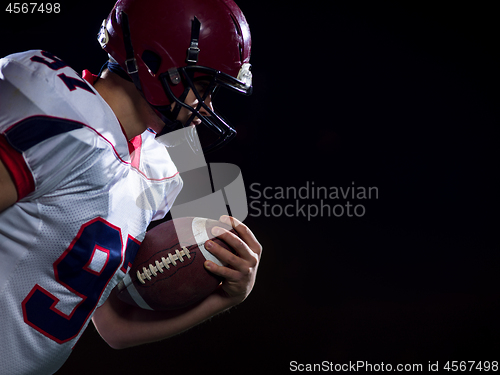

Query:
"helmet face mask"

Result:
[[155, 64, 252, 153], [98, 0, 252, 154]]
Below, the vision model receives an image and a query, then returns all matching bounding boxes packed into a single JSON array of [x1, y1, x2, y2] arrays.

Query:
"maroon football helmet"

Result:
[[98, 0, 252, 153]]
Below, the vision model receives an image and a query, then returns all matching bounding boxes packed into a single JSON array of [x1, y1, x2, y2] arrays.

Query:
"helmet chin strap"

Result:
[[120, 11, 143, 92], [186, 17, 201, 65]]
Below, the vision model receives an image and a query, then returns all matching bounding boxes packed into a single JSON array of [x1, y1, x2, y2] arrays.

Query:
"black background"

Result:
[[1, 1, 499, 373]]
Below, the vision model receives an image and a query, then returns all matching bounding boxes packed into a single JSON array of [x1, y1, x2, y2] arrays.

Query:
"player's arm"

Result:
[[0, 159, 18, 212], [92, 216, 262, 349]]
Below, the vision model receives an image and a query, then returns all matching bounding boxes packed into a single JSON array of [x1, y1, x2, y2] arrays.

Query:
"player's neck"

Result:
[[94, 71, 149, 140]]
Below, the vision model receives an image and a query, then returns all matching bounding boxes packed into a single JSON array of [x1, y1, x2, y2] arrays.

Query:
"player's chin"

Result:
[[191, 118, 202, 127]]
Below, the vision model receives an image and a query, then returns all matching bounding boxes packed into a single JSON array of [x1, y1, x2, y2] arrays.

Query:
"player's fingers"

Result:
[[210, 226, 258, 267], [205, 236, 248, 269], [219, 215, 262, 257], [204, 258, 240, 280]]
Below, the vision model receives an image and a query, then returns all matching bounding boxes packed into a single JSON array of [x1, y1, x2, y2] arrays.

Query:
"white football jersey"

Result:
[[0, 50, 183, 374]]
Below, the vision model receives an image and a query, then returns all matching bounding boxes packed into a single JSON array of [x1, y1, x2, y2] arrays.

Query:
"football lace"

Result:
[[136, 246, 191, 284]]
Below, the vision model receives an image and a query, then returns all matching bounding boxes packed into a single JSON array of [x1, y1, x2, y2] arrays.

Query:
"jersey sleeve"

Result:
[[0, 118, 105, 203], [0, 51, 104, 200]]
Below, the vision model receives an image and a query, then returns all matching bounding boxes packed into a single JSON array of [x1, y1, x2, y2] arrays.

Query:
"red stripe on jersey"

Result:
[[0, 134, 35, 200], [129, 135, 142, 170]]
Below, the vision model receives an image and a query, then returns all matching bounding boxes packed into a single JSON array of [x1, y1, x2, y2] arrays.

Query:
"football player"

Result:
[[0, 0, 261, 373]]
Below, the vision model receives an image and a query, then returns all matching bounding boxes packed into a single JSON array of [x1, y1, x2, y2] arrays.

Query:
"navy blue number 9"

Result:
[[22, 218, 139, 344]]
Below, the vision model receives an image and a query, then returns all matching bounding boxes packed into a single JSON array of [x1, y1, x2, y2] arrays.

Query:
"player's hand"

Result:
[[204, 215, 262, 305]]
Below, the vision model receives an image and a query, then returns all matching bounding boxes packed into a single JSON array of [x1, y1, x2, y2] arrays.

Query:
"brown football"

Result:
[[116, 217, 235, 310]]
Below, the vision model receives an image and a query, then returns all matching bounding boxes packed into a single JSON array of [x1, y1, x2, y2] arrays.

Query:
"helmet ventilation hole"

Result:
[[142, 50, 162, 75]]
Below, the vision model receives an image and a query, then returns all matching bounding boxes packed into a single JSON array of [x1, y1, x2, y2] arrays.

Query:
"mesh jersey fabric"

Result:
[[0, 50, 182, 374]]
